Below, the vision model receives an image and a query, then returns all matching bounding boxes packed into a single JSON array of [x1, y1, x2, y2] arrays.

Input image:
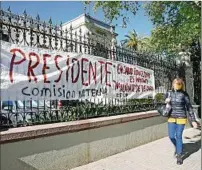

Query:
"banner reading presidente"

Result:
[[1, 41, 155, 101]]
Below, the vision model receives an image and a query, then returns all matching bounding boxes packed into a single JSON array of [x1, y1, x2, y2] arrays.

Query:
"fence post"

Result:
[[185, 65, 195, 104], [178, 51, 195, 104]]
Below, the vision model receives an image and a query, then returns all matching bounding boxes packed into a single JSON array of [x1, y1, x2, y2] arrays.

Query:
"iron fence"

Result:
[[0, 8, 179, 128]]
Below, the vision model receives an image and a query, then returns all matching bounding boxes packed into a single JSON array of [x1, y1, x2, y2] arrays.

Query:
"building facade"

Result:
[[62, 14, 118, 59]]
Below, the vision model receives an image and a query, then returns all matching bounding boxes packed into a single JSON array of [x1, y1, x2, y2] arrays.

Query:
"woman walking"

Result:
[[165, 78, 198, 165]]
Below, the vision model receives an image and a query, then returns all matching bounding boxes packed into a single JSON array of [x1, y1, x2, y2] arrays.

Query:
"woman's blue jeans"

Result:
[[168, 122, 185, 155]]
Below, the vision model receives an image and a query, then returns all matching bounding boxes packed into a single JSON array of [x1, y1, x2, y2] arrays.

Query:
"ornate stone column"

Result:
[[177, 51, 195, 104]]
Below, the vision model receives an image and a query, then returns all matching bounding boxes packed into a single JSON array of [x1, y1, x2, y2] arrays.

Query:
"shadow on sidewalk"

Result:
[[182, 139, 201, 161]]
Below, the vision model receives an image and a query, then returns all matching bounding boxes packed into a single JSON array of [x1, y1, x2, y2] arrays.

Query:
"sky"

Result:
[[1, 1, 154, 43]]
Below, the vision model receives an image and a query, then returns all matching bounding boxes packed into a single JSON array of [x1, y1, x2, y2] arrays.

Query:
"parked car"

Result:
[[24, 100, 65, 121], [25, 100, 52, 109], [0, 100, 37, 127], [1, 100, 24, 110]]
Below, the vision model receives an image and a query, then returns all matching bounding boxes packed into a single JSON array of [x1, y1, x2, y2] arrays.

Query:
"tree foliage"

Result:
[[86, 1, 201, 55], [121, 30, 138, 50], [144, 1, 201, 53], [84, 1, 139, 24], [121, 30, 155, 53], [136, 36, 156, 53]]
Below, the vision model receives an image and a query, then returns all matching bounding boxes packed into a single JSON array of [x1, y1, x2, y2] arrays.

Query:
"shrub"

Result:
[[154, 93, 165, 103], [128, 98, 153, 104]]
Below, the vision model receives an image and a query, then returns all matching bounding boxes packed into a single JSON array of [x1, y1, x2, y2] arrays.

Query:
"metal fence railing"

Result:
[[0, 99, 164, 128], [0, 8, 179, 128]]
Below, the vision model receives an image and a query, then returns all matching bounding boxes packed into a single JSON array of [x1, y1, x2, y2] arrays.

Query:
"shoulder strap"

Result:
[[167, 90, 172, 98]]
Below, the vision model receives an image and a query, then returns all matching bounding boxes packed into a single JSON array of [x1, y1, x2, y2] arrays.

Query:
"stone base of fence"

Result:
[[0, 111, 191, 170]]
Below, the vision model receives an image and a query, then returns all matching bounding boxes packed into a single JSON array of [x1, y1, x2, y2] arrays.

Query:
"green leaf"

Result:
[[144, 1, 201, 54]]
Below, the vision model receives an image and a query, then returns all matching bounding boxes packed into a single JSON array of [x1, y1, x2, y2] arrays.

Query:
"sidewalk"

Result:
[[72, 128, 201, 170]]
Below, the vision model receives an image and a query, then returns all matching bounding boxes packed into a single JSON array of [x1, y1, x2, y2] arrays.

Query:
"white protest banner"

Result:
[[0, 41, 155, 102]]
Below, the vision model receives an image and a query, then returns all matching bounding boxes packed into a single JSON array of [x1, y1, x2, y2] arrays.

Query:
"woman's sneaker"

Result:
[[176, 154, 183, 165]]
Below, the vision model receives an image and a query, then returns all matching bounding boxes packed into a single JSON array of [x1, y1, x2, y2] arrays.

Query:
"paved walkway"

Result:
[[72, 128, 201, 170]]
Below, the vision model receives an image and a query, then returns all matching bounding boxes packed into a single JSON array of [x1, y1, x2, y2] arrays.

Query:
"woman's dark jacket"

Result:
[[165, 90, 196, 122]]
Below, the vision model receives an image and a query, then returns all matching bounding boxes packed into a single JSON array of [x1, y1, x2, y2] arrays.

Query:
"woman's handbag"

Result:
[[157, 91, 172, 117], [157, 104, 172, 117]]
